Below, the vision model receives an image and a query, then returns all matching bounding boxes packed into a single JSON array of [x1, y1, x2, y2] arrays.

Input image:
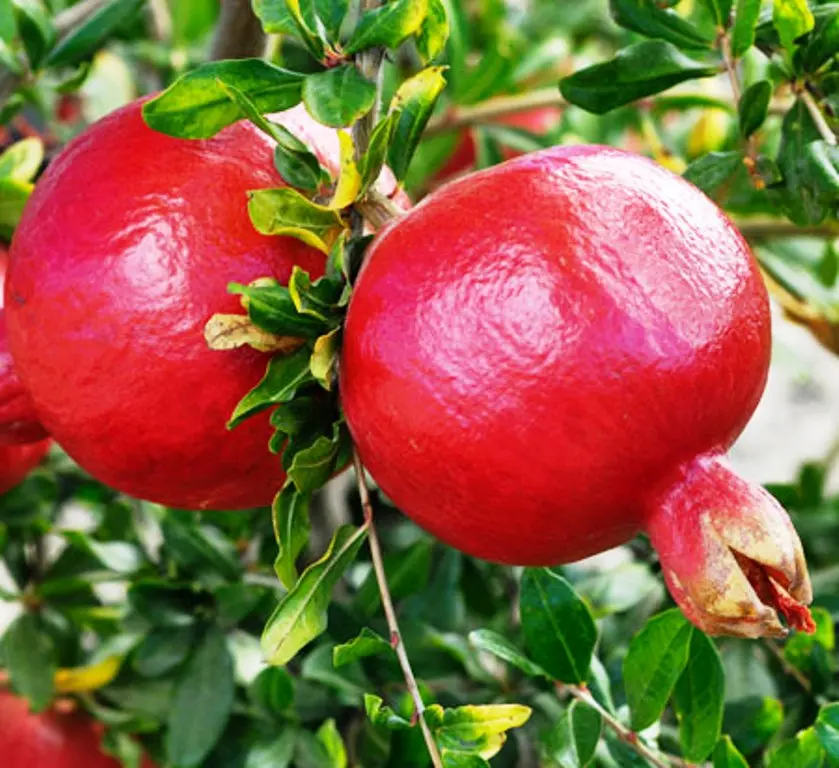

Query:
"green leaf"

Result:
[[248, 187, 345, 253], [776, 99, 839, 225], [133, 626, 194, 677], [273, 483, 312, 589], [217, 78, 329, 193], [143, 59, 305, 139], [560, 40, 718, 115], [623, 609, 693, 731], [816, 704, 839, 760], [703, 0, 734, 27], [286, 421, 349, 493], [344, 0, 427, 54], [231, 279, 330, 338], [713, 736, 749, 768], [0, 137, 42, 182], [416, 0, 449, 62], [316, 719, 348, 768], [427, 704, 532, 761], [160, 515, 242, 580], [252, 0, 299, 35], [773, 0, 815, 51], [280, 0, 327, 60], [229, 346, 315, 428], [387, 66, 448, 181], [333, 628, 394, 668], [684, 150, 744, 194], [767, 728, 825, 768], [673, 630, 725, 762], [800, 8, 839, 72], [166, 627, 235, 768], [310, 328, 340, 389], [355, 539, 433, 614], [249, 667, 295, 715], [62, 532, 144, 575], [610, 0, 714, 49], [739, 79, 772, 137], [302, 66, 377, 128], [13, 0, 55, 69], [46, 0, 144, 67], [316, 0, 350, 40], [520, 568, 597, 684], [467, 629, 548, 678], [3, 613, 55, 712], [359, 112, 398, 194], [731, 0, 763, 56], [245, 732, 296, 768], [288, 267, 345, 322], [365, 694, 413, 731], [261, 525, 367, 665], [542, 700, 602, 768], [0, 0, 17, 43]]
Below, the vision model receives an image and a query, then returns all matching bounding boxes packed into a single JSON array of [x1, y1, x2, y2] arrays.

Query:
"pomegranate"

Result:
[[434, 105, 562, 181], [342, 145, 813, 638], [4, 99, 395, 510], [0, 247, 49, 490], [0, 689, 155, 768]]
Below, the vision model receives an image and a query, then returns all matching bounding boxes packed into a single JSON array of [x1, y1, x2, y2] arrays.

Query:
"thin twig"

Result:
[[737, 218, 839, 241], [147, 0, 173, 43], [800, 88, 838, 147], [353, 451, 444, 768], [352, 0, 386, 160], [719, 31, 741, 102], [210, 0, 267, 61], [762, 638, 814, 695], [561, 684, 693, 768]]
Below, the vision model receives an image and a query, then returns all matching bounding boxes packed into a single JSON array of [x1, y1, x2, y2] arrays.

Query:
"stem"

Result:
[[561, 685, 693, 768], [210, 0, 267, 61], [352, 450, 444, 768], [737, 218, 839, 241], [762, 639, 815, 696], [147, 0, 173, 43], [425, 88, 566, 137], [352, 0, 386, 161], [719, 31, 741, 102], [800, 88, 838, 147]]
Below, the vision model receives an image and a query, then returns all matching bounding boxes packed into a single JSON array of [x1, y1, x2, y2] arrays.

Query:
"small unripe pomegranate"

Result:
[[0, 689, 155, 767], [434, 105, 562, 182], [342, 145, 813, 638], [5, 99, 388, 510]]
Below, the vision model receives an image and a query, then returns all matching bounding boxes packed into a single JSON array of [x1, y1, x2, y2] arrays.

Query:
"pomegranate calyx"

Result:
[[645, 454, 814, 639]]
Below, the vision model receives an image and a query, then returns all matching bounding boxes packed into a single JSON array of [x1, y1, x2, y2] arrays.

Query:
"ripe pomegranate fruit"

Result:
[[0, 689, 155, 768], [5, 99, 398, 510], [342, 145, 814, 638], [434, 105, 562, 181], [0, 246, 49, 491]]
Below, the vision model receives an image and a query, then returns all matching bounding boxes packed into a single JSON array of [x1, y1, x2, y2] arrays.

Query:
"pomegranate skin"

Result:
[[0, 690, 155, 768], [5, 100, 332, 511], [0, 440, 49, 494], [342, 145, 770, 566]]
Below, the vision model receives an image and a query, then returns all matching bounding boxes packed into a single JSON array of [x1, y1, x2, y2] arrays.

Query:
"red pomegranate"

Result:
[[0, 689, 155, 767], [434, 105, 562, 181], [342, 145, 813, 638], [0, 247, 49, 490], [4, 100, 393, 510]]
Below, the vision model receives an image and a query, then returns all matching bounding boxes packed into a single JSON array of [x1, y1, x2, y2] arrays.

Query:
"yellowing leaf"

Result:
[[204, 313, 305, 354], [310, 328, 340, 389], [54, 655, 122, 694], [330, 131, 362, 209], [427, 703, 532, 760]]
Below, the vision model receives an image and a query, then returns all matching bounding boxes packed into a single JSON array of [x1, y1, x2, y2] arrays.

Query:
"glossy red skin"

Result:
[[6, 101, 339, 510], [342, 145, 769, 565], [0, 248, 49, 489], [435, 106, 563, 181], [0, 690, 155, 768], [0, 246, 47, 445]]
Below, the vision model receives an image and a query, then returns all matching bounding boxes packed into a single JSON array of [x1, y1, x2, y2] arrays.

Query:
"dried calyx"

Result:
[[645, 454, 814, 639]]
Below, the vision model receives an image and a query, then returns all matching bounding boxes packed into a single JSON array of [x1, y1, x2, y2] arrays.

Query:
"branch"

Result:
[[800, 88, 838, 147], [210, 0, 267, 61], [737, 219, 839, 241], [560, 685, 697, 768], [352, 451, 444, 768]]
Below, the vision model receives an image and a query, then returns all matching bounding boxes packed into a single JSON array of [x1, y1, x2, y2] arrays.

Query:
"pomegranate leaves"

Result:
[[142, 59, 305, 139]]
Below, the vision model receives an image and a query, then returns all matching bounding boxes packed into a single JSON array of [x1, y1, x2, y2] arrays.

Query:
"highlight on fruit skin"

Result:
[[341, 144, 815, 639]]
